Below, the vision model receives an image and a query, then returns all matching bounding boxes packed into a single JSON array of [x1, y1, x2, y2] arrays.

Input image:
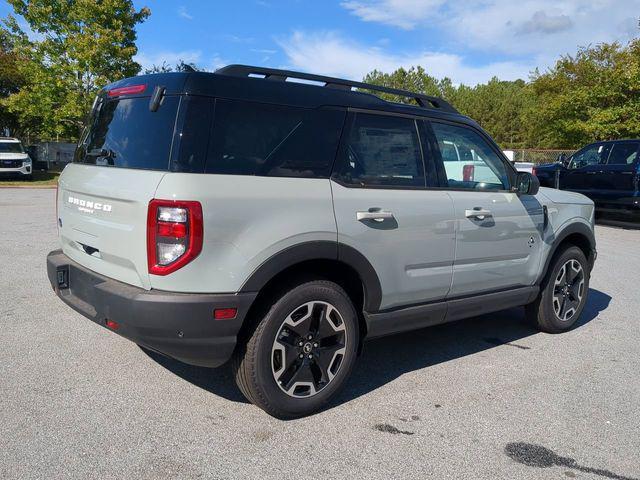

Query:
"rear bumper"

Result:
[[47, 249, 256, 368]]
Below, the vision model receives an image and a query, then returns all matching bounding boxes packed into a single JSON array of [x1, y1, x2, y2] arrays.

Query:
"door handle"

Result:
[[465, 208, 492, 220], [586, 171, 598, 174], [356, 210, 394, 222]]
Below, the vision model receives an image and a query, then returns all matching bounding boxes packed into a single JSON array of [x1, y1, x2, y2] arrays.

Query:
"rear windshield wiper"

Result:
[[85, 148, 116, 165], [86, 148, 115, 158]]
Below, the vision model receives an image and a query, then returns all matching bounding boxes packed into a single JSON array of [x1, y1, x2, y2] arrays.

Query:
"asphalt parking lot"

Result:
[[1, 188, 639, 480]]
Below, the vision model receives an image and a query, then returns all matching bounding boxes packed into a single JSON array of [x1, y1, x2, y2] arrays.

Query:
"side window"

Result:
[[171, 96, 214, 173], [430, 122, 509, 190], [607, 142, 639, 165], [205, 99, 344, 178], [333, 113, 425, 188], [569, 144, 610, 169]]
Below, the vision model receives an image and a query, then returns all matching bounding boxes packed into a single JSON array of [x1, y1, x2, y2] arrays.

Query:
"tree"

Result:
[[1, 0, 150, 141], [364, 66, 534, 149], [0, 29, 25, 135], [526, 39, 640, 148], [144, 60, 200, 75]]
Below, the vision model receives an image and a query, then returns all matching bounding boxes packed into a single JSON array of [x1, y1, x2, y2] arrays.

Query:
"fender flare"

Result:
[[537, 221, 596, 284], [239, 241, 383, 312]]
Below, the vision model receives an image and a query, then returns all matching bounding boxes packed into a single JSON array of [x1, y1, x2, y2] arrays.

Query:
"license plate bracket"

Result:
[[56, 266, 69, 289]]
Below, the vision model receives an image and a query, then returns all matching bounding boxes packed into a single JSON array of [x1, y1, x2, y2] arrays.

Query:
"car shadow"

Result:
[[141, 288, 611, 409]]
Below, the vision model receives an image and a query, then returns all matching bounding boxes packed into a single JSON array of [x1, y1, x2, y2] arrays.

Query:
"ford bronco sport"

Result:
[[47, 66, 597, 418]]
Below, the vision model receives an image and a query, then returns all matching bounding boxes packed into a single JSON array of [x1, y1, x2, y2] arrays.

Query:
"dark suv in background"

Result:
[[535, 139, 640, 220]]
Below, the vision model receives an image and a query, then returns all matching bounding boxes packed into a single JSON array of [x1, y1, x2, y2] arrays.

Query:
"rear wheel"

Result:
[[233, 280, 359, 418], [526, 246, 590, 333]]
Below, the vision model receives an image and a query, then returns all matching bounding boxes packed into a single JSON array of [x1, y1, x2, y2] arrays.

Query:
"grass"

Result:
[[0, 170, 60, 187]]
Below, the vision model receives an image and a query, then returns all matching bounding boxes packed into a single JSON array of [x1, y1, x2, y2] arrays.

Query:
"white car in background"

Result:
[[440, 139, 503, 185], [0, 137, 32, 180], [503, 149, 535, 174]]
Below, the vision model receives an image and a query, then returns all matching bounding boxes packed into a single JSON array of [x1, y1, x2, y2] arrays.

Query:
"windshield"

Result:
[[0, 142, 25, 154]]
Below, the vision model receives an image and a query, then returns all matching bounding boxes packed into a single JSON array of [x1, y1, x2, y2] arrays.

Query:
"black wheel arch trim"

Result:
[[239, 241, 383, 312], [537, 222, 596, 284]]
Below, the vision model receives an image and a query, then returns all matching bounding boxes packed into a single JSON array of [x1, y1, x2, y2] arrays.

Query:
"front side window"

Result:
[[333, 113, 425, 188], [568, 143, 610, 169], [606, 142, 639, 165], [430, 122, 508, 190]]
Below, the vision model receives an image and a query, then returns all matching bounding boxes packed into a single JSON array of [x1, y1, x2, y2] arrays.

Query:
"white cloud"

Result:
[[135, 50, 202, 70], [341, 0, 640, 58], [177, 6, 193, 20], [207, 55, 228, 72], [341, 0, 445, 29], [277, 31, 533, 85]]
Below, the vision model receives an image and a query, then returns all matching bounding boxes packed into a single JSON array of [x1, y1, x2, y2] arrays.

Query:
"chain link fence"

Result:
[[509, 149, 576, 165]]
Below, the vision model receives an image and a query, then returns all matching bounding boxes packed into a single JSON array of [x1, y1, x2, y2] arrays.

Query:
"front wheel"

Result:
[[526, 245, 590, 333], [232, 280, 359, 418]]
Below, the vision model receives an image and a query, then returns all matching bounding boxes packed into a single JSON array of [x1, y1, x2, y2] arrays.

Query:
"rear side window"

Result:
[[205, 99, 345, 178], [75, 96, 179, 170], [171, 96, 214, 173], [333, 113, 425, 188], [607, 142, 639, 165]]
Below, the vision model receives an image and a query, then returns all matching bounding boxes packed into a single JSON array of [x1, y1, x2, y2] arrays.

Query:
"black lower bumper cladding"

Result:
[[46, 250, 256, 368]]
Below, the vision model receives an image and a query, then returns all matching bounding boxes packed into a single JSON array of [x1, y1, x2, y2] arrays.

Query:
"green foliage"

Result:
[[526, 40, 640, 148], [0, 29, 25, 134], [364, 67, 536, 148], [364, 38, 640, 149], [144, 60, 200, 74], [1, 0, 150, 141]]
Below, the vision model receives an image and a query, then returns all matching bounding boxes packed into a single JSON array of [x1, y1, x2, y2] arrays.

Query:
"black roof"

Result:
[[104, 65, 476, 127]]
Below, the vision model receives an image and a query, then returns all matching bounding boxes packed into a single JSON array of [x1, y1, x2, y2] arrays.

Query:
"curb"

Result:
[[0, 185, 57, 189]]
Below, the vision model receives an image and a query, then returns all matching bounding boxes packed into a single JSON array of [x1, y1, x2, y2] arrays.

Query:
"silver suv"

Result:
[[47, 66, 597, 418]]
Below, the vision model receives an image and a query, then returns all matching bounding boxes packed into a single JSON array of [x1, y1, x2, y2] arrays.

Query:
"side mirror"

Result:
[[515, 171, 540, 195], [556, 153, 566, 163]]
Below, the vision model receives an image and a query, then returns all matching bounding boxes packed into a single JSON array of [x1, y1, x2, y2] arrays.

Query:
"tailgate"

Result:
[[58, 164, 165, 289]]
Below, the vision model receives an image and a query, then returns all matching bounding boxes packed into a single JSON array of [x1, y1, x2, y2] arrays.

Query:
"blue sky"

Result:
[[3, 0, 639, 84]]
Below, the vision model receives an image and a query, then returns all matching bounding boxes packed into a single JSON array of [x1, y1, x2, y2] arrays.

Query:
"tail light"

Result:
[[107, 84, 147, 97], [463, 164, 475, 182], [147, 199, 203, 275], [532, 166, 537, 177]]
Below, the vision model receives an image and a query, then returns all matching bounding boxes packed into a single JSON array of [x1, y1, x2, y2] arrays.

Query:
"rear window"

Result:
[[205, 99, 345, 178], [0, 142, 24, 153], [75, 96, 179, 170]]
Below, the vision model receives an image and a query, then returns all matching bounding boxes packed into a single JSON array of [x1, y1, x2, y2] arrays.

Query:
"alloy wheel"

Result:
[[271, 301, 348, 398], [552, 259, 585, 322]]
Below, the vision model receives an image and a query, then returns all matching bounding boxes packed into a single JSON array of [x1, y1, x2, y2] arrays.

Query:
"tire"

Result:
[[526, 245, 590, 333], [232, 280, 359, 418]]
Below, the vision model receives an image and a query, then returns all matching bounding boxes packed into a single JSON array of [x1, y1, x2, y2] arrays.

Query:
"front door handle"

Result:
[[356, 209, 394, 222], [465, 208, 492, 220]]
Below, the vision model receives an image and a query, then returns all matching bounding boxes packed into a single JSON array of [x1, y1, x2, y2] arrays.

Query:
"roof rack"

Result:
[[216, 65, 459, 114]]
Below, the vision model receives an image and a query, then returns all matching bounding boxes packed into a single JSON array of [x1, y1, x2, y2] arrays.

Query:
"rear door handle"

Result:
[[465, 208, 492, 220], [356, 210, 394, 222]]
